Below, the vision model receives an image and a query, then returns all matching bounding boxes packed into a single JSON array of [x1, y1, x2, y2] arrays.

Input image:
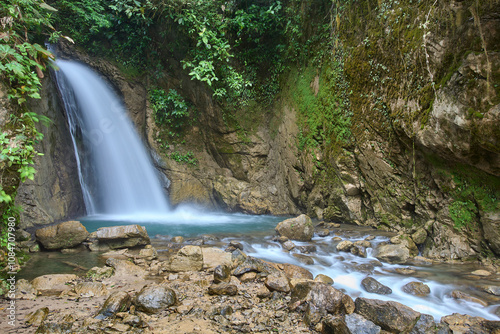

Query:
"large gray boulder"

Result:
[[361, 277, 392, 295], [354, 297, 420, 333], [89, 225, 150, 250], [374, 235, 418, 264], [35, 221, 89, 250], [291, 280, 354, 316], [275, 214, 314, 241]]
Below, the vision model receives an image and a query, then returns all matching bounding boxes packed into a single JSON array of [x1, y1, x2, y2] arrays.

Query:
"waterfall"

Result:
[[53, 60, 170, 216]]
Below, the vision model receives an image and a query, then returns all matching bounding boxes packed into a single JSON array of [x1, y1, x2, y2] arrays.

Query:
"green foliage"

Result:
[[0, 0, 59, 104], [170, 151, 197, 166], [149, 88, 189, 130], [449, 200, 477, 230], [289, 57, 352, 152]]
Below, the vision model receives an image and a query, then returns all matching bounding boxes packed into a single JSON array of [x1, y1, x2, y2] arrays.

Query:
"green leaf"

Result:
[[39, 2, 58, 11]]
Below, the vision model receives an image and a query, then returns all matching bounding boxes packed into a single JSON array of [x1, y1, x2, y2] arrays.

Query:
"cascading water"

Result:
[[53, 60, 170, 216]]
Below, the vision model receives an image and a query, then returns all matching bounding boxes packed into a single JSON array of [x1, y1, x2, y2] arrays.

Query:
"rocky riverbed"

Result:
[[2, 216, 500, 333]]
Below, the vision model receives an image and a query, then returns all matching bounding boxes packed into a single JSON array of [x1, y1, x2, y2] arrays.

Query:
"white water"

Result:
[[242, 233, 500, 321], [53, 60, 170, 215]]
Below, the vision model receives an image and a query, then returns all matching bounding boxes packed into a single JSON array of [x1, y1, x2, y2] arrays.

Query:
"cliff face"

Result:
[[16, 76, 84, 229], [17, 0, 499, 261]]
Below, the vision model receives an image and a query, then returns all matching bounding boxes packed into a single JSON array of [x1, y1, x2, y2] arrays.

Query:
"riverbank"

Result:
[[2, 218, 500, 333]]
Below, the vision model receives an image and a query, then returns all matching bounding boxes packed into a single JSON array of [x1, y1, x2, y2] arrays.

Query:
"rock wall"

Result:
[[16, 76, 84, 229]]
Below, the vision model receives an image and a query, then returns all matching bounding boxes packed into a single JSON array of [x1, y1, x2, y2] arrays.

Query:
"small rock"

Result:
[[471, 269, 492, 277], [74, 282, 108, 297], [214, 264, 232, 283], [450, 290, 488, 307], [17, 279, 36, 300], [95, 291, 131, 320], [345, 313, 381, 334], [365, 236, 376, 241], [282, 263, 313, 280], [297, 245, 317, 253], [322, 315, 351, 334], [411, 228, 427, 245], [315, 274, 334, 285], [87, 266, 114, 280], [351, 245, 367, 258], [317, 229, 330, 237], [256, 285, 271, 299], [134, 284, 177, 313], [25, 307, 49, 326], [394, 267, 417, 275], [139, 245, 158, 260], [106, 258, 148, 277], [337, 240, 354, 252], [401, 281, 431, 297], [208, 283, 238, 296], [265, 272, 290, 293], [361, 277, 392, 295], [282, 240, 296, 251], [172, 236, 184, 243], [202, 247, 232, 269], [168, 245, 203, 272], [354, 240, 372, 248], [239, 272, 257, 282], [292, 253, 315, 265], [480, 285, 500, 296]]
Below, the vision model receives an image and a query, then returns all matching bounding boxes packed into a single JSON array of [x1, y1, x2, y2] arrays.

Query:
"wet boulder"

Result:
[[89, 225, 150, 250], [361, 277, 392, 295], [168, 245, 203, 272], [374, 235, 418, 264], [95, 291, 131, 319], [354, 297, 420, 333], [410, 313, 451, 334], [35, 221, 89, 250], [275, 214, 314, 241], [134, 284, 177, 313], [291, 280, 354, 316], [233, 256, 279, 276], [450, 290, 488, 307], [401, 281, 431, 297]]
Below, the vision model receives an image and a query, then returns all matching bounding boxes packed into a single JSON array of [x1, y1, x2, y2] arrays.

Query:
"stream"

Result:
[[20, 211, 500, 323]]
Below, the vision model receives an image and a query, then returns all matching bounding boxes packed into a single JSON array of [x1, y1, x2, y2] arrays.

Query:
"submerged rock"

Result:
[[450, 290, 488, 307], [134, 284, 176, 313], [275, 214, 314, 241], [35, 221, 89, 250], [354, 297, 420, 333]]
